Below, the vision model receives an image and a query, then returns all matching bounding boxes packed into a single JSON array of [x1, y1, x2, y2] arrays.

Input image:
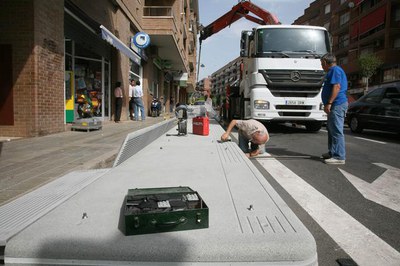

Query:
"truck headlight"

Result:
[[254, 100, 269, 110]]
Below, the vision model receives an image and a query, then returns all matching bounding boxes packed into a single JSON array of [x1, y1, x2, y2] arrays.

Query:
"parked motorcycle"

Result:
[[151, 97, 162, 117]]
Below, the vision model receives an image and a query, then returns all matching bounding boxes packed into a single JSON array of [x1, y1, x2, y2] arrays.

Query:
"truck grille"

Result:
[[259, 69, 325, 97], [275, 105, 313, 110], [278, 112, 311, 117]]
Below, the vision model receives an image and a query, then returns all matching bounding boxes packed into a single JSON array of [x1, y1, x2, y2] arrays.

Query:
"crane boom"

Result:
[[199, 0, 280, 43]]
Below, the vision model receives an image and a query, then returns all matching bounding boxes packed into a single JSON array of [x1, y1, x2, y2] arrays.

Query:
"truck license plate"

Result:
[[286, 100, 305, 105]]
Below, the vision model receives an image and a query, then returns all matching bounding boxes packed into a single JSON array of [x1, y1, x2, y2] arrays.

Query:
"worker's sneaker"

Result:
[[321, 152, 331, 159], [324, 158, 345, 165]]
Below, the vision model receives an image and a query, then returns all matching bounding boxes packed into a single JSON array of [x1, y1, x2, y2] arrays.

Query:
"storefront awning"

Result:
[[100, 25, 140, 65], [173, 72, 188, 87]]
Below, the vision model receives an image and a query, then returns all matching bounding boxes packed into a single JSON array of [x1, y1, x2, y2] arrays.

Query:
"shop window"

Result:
[[75, 42, 101, 60], [65, 39, 72, 55], [65, 54, 72, 71], [74, 59, 103, 118], [0, 44, 13, 125], [130, 60, 140, 76]]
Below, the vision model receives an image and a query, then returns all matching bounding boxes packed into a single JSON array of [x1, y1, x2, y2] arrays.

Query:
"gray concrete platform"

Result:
[[4, 120, 317, 265]]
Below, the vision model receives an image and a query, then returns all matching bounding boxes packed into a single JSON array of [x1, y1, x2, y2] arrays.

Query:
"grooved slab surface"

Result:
[[0, 169, 110, 246], [5, 120, 317, 265]]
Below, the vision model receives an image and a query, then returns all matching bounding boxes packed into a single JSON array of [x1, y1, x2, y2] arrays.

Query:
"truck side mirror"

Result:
[[240, 30, 252, 57]]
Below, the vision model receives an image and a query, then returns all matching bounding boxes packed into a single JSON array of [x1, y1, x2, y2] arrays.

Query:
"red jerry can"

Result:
[[192, 116, 209, 136]]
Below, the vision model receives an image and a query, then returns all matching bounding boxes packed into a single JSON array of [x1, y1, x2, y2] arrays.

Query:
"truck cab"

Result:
[[239, 25, 331, 131]]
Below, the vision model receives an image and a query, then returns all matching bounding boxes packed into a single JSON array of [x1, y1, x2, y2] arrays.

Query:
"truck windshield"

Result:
[[256, 28, 329, 57]]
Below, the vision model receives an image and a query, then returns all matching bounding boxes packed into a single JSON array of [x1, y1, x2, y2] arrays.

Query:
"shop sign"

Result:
[[132, 32, 151, 49]]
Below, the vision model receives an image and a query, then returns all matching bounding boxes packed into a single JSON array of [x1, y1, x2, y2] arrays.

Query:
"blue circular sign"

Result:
[[133, 32, 150, 49]]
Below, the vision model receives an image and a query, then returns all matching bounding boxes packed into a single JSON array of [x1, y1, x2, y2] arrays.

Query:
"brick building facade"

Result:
[[294, 0, 400, 97], [0, 0, 199, 137]]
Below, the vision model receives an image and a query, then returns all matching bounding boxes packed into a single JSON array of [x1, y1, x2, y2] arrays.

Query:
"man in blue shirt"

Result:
[[320, 53, 348, 164]]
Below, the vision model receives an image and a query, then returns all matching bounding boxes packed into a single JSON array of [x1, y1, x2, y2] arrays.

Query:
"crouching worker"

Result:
[[221, 119, 269, 158]]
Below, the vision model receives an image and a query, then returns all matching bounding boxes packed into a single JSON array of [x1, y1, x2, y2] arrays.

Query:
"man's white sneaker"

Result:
[[324, 158, 345, 165], [321, 152, 331, 159]]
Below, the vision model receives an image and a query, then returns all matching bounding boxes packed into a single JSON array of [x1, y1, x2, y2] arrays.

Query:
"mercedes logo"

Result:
[[290, 71, 301, 82]]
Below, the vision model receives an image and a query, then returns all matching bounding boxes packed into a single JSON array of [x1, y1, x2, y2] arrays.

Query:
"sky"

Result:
[[197, 0, 314, 80]]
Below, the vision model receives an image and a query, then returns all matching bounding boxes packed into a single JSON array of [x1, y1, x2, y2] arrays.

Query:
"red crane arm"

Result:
[[199, 0, 280, 42]]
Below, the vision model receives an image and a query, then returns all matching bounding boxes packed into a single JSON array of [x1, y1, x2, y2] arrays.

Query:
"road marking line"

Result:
[[258, 158, 400, 266], [354, 137, 386, 144], [339, 163, 400, 213]]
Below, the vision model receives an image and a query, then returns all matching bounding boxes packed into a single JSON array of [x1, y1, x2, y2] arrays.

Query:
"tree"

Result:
[[357, 54, 383, 94]]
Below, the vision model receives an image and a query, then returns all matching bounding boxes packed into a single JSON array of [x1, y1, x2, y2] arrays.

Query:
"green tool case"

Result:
[[124, 186, 209, 235]]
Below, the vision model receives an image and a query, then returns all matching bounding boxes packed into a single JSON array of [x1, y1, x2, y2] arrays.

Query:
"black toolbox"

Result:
[[124, 186, 209, 235]]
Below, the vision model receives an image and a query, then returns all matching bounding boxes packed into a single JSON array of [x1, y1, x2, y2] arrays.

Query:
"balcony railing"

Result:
[[143, 6, 173, 17]]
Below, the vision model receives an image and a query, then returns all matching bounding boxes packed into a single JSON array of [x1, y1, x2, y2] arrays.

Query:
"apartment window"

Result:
[[395, 7, 400, 21], [394, 37, 400, 49], [339, 12, 350, 26], [383, 68, 400, 82], [338, 56, 348, 65], [338, 33, 349, 48], [144, 0, 173, 16], [361, 0, 379, 13], [189, 20, 194, 32], [324, 3, 331, 14], [360, 47, 374, 55]]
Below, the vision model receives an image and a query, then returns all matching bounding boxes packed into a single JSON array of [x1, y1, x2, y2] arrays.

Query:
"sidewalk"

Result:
[[0, 117, 167, 206]]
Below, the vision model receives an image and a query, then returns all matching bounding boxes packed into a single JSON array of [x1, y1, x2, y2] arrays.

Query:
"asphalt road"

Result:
[[248, 124, 400, 266]]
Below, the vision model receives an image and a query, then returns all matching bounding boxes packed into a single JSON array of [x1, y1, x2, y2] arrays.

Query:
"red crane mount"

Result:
[[199, 0, 280, 43]]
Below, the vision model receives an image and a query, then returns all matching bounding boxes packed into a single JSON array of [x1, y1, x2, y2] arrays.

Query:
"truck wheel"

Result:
[[305, 122, 322, 132]]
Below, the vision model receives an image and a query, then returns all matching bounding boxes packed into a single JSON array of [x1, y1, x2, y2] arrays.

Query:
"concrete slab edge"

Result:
[[0, 169, 110, 247]]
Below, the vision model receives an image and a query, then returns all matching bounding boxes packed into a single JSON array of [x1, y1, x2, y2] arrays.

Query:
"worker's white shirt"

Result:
[[134, 85, 143, 98]]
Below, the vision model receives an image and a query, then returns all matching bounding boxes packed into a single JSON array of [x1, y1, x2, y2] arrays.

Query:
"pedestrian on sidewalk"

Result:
[[133, 80, 146, 121], [128, 79, 135, 120], [320, 53, 348, 165], [221, 119, 269, 158], [114, 81, 123, 123]]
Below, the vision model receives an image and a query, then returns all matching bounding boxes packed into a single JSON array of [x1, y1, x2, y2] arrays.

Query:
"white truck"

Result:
[[199, 1, 331, 131], [238, 25, 331, 131]]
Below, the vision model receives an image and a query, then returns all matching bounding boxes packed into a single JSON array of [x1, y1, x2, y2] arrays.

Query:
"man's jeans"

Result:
[[134, 97, 146, 121], [238, 134, 258, 154], [327, 102, 348, 160]]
